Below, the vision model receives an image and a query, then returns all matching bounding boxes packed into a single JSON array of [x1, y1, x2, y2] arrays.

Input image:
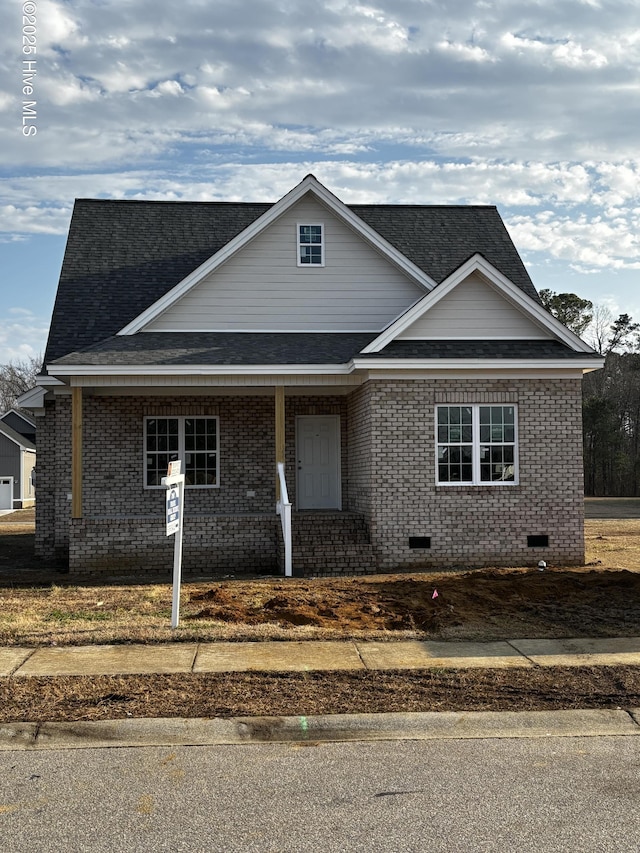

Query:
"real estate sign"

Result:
[[161, 468, 185, 629], [166, 487, 180, 536]]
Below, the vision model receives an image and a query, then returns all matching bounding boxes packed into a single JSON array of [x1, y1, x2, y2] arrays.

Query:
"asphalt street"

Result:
[[2, 736, 640, 852]]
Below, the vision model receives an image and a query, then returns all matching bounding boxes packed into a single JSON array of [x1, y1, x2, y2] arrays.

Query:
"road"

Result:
[[2, 736, 640, 852]]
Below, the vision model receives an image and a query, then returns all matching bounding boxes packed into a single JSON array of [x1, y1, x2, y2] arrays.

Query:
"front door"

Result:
[[296, 416, 341, 510]]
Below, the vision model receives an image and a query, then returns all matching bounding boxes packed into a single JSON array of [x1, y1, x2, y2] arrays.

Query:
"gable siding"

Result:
[[144, 196, 425, 333], [397, 272, 553, 340]]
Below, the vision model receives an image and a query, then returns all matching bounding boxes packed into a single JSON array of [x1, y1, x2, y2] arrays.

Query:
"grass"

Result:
[[0, 517, 638, 648]]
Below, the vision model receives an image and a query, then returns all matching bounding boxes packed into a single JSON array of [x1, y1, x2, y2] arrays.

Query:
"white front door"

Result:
[[0, 478, 13, 510], [296, 416, 341, 510]]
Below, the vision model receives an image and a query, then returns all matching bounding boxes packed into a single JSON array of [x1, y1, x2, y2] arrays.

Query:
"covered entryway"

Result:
[[296, 415, 341, 509], [0, 477, 13, 510]]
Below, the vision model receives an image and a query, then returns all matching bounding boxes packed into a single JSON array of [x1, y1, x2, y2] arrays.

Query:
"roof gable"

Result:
[[43, 177, 541, 366], [141, 192, 427, 334], [363, 255, 596, 354], [396, 270, 551, 341], [0, 409, 36, 431], [0, 421, 35, 451], [120, 175, 437, 335]]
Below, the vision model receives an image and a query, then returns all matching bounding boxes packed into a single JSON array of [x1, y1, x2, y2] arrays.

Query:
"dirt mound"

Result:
[[184, 568, 640, 639]]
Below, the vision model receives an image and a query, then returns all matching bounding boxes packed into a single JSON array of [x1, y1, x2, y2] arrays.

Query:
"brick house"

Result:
[[23, 175, 602, 576]]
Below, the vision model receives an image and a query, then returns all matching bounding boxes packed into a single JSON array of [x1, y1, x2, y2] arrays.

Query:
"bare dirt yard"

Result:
[[2, 501, 640, 722]]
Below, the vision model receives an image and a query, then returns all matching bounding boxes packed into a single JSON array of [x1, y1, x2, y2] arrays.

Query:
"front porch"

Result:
[[40, 380, 380, 577]]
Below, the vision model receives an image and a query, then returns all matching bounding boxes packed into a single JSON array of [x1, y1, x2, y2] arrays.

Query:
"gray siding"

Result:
[[145, 196, 425, 333], [0, 433, 19, 501], [398, 272, 552, 340]]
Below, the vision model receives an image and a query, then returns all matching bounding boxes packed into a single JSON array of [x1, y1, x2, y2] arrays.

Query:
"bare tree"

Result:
[[0, 355, 42, 414], [586, 303, 613, 355]]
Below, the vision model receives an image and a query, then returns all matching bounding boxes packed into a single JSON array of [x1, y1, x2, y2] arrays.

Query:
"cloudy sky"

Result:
[[1, 0, 639, 363]]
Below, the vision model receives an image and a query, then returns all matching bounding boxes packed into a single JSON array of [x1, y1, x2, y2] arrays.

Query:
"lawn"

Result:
[[2, 510, 640, 723]]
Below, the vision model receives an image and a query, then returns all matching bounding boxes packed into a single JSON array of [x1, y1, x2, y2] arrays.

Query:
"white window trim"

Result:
[[143, 415, 220, 489], [435, 404, 519, 486], [297, 222, 325, 267]]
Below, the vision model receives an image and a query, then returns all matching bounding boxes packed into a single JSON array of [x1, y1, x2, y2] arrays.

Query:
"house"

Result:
[[0, 411, 36, 510], [22, 175, 603, 576]]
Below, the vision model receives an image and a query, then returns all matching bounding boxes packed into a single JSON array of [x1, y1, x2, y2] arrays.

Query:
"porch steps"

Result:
[[289, 512, 377, 576]]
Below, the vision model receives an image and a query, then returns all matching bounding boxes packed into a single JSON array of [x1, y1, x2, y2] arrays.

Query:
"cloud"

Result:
[[508, 209, 640, 272], [1, 0, 640, 341], [1, 0, 639, 169], [500, 32, 608, 69], [0, 310, 48, 364], [1, 156, 638, 283]]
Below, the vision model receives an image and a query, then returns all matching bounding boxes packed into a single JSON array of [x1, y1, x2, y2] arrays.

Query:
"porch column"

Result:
[[71, 386, 83, 519], [275, 386, 285, 498]]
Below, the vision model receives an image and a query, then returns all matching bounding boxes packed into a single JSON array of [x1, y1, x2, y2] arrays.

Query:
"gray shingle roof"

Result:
[[44, 197, 538, 366], [372, 339, 601, 361], [51, 332, 595, 368], [0, 421, 36, 451], [52, 332, 377, 366]]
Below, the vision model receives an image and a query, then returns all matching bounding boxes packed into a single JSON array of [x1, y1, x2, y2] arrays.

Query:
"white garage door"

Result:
[[0, 478, 13, 510]]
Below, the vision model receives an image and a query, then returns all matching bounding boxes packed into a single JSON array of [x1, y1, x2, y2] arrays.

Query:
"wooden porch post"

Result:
[[275, 386, 285, 499], [71, 386, 83, 519]]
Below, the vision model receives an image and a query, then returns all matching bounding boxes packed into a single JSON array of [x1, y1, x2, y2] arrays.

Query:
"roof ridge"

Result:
[[71, 199, 499, 211]]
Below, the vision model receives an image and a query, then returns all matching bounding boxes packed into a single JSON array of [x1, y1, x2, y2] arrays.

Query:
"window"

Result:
[[144, 417, 219, 488], [436, 405, 517, 485], [298, 223, 324, 266]]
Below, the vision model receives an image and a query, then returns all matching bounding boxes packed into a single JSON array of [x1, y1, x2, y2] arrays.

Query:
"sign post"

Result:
[[161, 460, 185, 629]]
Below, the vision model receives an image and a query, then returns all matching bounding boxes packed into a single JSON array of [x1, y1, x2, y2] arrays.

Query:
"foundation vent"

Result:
[[527, 535, 549, 548], [409, 536, 431, 549]]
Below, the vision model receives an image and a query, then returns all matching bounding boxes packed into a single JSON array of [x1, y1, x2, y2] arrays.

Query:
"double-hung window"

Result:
[[436, 405, 517, 485], [145, 416, 219, 488], [298, 223, 324, 266]]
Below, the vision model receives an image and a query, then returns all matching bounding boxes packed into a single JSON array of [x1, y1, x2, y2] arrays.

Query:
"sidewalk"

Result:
[[4, 636, 640, 677], [3, 637, 640, 750]]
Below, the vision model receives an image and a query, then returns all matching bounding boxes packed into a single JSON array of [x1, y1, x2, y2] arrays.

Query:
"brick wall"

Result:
[[35, 397, 71, 560], [361, 377, 585, 569], [346, 384, 373, 516], [38, 378, 586, 575], [69, 515, 279, 577]]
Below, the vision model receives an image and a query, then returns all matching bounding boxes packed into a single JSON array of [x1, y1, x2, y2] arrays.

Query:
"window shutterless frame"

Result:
[[144, 416, 220, 489], [435, 404, 519, 486], [297, 223, 325, 266]]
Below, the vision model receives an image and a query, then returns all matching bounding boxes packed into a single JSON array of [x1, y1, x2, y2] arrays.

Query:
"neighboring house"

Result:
[[21, 175, 603, 576], [1, 409, 36, 445], [0, 412, 36, 510]]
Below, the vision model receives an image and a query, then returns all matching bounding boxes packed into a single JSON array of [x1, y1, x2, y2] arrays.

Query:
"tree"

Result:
[[539, 289, 593, 336], [0, 356, 42, 414], [587, 303, 613, 355], [606, 313, 640, 354]]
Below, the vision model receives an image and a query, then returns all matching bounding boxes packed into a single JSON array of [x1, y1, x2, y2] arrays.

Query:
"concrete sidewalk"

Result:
[[3, 637, 640, 750], [3, 636, 640, 678]]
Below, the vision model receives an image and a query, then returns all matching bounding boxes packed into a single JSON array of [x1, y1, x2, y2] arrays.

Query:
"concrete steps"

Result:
[[285, 511, 377, 576]]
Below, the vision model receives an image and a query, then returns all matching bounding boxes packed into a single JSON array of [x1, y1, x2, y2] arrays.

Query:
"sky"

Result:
[[1, 0, 640, 364]]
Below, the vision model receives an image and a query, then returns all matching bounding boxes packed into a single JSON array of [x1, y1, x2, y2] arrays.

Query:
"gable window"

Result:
[[436, 405, 517, 485], [298, 223, 324, 266], [145, 416, 219, 488]]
